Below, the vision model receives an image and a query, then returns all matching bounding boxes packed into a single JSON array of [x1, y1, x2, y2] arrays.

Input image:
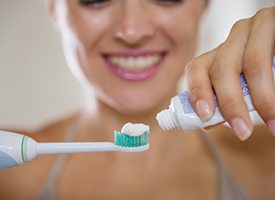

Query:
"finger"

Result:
[[201, 121, 225, 132], [185, 49, 217, 121], [243, 7, 275, 136], [210, 19, 254, 141]]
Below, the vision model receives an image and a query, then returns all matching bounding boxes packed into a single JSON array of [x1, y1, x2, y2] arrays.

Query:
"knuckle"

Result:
[[188, 85, 207, 103], [218, 98, 242, 117], [252, 7, 275, 25], [184, 59, 204, 92], [188, 84, 204, 95], [243, 52, 265, 76], [254, 7, 271, 19], [231, 18, 250, 32], [209, 61, 227, 81], [185, 59, 201, 75], [185, 51, 213, 75]]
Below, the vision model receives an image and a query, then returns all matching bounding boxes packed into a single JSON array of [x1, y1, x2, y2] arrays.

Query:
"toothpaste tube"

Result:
[[156, 55, 275, 131]]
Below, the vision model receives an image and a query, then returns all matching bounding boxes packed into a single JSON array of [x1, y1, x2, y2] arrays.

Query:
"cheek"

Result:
[[62, 8, 115, 83], [155, 2, 203, 51], [156, 10, 201, 76], [162, 13, 199, 52], [67, 9, 112, 54]]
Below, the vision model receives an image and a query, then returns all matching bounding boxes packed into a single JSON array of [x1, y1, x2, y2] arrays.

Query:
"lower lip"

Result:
[[104, 57, 164, 81]]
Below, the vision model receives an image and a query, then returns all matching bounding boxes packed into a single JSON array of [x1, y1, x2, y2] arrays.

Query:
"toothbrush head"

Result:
[[114, 130, 149, 147]]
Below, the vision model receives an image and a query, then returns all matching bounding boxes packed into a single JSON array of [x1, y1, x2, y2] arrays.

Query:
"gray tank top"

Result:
[[34, 124, 251, 200]]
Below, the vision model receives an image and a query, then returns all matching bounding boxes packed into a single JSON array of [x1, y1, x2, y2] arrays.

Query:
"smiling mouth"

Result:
[[103, 51, 166, 81]]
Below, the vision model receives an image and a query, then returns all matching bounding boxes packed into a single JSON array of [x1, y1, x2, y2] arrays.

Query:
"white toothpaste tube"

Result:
[[156, 55, 275, 131]]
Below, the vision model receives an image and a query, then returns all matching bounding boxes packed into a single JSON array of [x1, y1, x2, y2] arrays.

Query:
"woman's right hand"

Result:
[[185, 6, 275, 140]]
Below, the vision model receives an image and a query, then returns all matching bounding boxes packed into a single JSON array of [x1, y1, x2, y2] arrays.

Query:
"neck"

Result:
[[77, 92, 174, 142]]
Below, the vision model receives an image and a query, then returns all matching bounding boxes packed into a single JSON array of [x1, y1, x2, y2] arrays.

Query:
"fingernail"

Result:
[[201, 127, 212, 133], [230, 118, 252, 141], [196, 99, 212, 121], [267, 120, 275, 137]]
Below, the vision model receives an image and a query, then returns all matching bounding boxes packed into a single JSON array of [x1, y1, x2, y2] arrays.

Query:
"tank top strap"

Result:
[[199, 130, 251, 200], [34, 115, 81, 200]]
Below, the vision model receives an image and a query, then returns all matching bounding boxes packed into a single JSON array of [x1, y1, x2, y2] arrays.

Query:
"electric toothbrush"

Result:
[[0, 124, 149, 170]]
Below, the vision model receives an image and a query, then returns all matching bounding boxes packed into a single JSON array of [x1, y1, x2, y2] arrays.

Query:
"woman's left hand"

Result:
[[185, 6, 275, 140]]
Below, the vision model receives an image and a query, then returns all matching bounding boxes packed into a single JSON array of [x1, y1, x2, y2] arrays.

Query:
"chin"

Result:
[[99, 83, 175, 116], [113, 95, 167, 117], [116, 106, 157, 117]]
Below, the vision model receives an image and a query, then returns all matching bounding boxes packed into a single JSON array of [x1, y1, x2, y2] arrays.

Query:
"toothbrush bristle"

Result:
[[114, 131, 149, 147]]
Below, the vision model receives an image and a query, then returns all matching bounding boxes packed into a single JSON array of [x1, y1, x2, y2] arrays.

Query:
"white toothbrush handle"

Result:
[[37, 142, 118, 154], [37, 142, 149, 154]]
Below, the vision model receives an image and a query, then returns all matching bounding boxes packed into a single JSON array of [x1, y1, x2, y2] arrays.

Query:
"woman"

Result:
[[0, 0, 275, 199]]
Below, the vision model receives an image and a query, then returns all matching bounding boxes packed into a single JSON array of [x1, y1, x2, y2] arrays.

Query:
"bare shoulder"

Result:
[[0, 112, 79, 200], [26, 112, 79, 141]]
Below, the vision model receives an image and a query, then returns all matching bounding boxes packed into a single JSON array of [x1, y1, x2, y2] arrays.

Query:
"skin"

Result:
[[0, 1, 275, 199]]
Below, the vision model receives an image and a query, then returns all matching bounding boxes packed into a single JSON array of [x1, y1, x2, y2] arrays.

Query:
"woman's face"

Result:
[[52, 0, 206, 115]]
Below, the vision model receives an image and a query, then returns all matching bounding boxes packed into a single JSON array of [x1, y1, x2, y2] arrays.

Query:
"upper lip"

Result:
[[102, 50, 166, 57]]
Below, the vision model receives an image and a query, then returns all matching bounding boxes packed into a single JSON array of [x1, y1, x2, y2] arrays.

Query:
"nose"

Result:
[[114, 1, 156, 45]]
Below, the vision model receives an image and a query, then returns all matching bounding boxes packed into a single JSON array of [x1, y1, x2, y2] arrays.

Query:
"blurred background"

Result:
[[0, 0, 274, 130]]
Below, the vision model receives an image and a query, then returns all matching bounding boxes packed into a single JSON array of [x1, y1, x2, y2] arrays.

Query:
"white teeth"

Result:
[[107, 55, 161, 70]]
